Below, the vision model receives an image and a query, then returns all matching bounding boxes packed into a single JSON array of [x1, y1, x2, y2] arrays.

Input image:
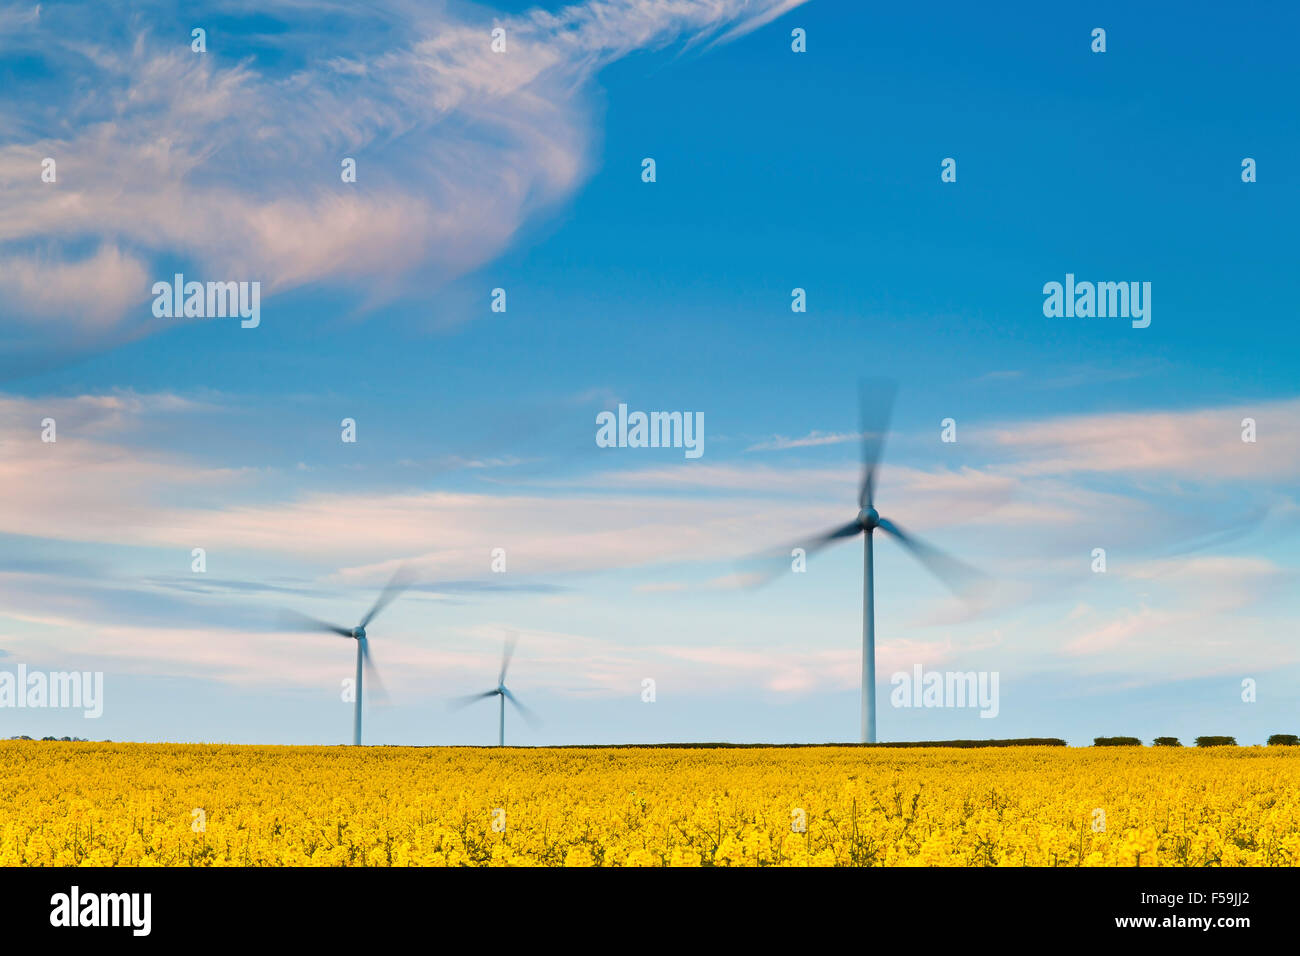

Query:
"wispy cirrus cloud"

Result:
[[0, 0, 809, 359], [1, 387, 1296, 698], [1, 390, 1293, 581], [0, 244, 151, 326], [977, 398, 1300, 480], [745, 430, 863, 452], [1058, 553, 1299, 677]]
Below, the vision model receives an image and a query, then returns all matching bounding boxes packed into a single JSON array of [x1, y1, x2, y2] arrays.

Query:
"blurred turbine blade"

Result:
[[360, 565, 414, 628], [279, 609, 352, 637], [502, 686, 541, 728], [449, 690, 498, 711], [360, 638, 390, 708], [738, 520, 863, 589], [809, 520, 866, 551], [499, 630, 519, 686], [876, 517, 988, 600], [857, 378, 897, 510]]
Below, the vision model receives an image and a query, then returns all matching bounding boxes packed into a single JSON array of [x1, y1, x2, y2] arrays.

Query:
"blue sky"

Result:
[[0, 0, 1297, 746]]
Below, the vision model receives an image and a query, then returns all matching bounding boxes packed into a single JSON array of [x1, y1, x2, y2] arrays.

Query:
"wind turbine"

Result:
[[451, 631, 539, 746], [283, 567, 412, 746], [758, 380, 985, 744]]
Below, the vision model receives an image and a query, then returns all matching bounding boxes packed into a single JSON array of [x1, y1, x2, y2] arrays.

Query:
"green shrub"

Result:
[[1153, 737, 1182, 747], [1267, 734, 1299, 746], [1194, 736, 1237, 747], [1094, 736, 1142, 746]]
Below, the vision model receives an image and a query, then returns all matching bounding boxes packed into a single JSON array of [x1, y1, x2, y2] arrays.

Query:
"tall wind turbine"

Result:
[[761, 381, 984, 744], [283, 567, 412, 746], [451, 631, 539, 746]]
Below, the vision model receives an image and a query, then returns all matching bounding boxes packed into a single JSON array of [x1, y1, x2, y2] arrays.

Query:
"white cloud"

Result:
[[746, 430, 863, 452], [1, 389, 1296, 696], [0, 244, 151, 326], [0, 391, 1292, 586], [0, 0, 810, 338], [979, 399, 1300, 481]]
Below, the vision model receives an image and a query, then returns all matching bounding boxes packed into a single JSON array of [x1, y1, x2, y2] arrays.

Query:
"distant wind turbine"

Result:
[[282, 566, 412, 746], [451, 631, 540, 746], [756, 380, 986, 744]]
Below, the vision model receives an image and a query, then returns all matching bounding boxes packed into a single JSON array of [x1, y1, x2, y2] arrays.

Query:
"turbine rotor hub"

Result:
[[858, 507, 880, 529], [352, 625, 366, 640]]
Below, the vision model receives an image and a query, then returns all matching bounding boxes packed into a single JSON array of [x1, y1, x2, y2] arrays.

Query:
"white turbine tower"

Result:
[[451, 631, 540, 746], [283, 567, 412, 745], [757, 381, 985, 743]]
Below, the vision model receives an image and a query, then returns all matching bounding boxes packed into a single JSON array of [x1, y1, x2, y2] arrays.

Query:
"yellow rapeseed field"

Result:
[[2, 742, 1297, 866]]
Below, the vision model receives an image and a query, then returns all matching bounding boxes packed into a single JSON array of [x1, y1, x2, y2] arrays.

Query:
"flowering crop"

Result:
[[1, 742, 1296, 866]]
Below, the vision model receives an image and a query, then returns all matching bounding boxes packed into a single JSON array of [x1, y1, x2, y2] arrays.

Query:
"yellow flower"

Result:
[[564, 845, 595, 867], [1, 740, 1295, 867]]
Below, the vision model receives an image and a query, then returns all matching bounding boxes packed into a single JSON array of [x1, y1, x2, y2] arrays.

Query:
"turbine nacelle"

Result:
[[858, 507, 880, 530], [351, 625, 367, 641]]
